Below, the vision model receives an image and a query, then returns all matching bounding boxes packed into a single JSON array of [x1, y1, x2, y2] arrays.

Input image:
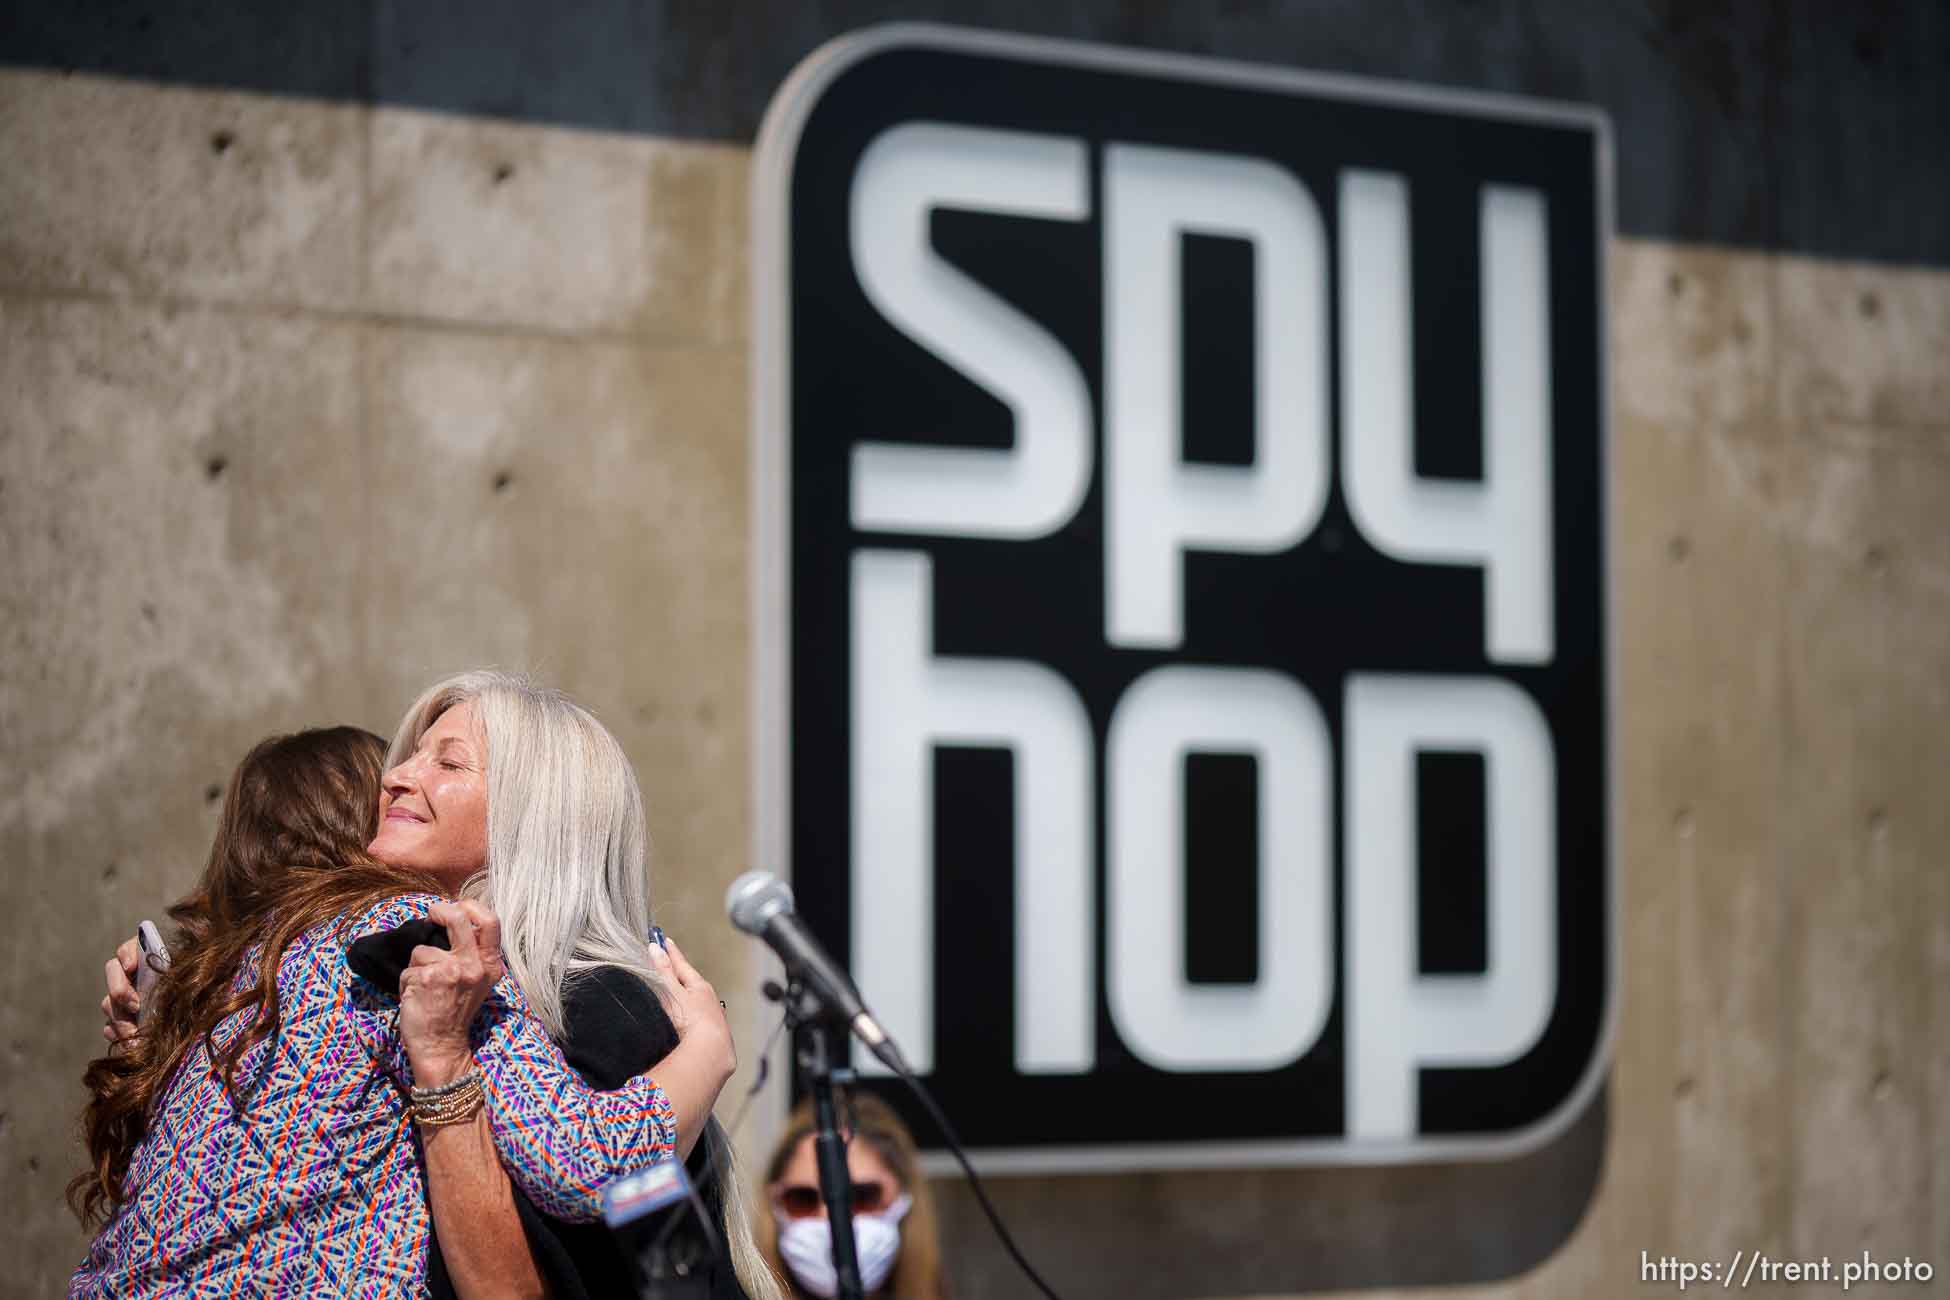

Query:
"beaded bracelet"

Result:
[[412, 1066, 480, 1099], [410, 1067, 485, 1127]]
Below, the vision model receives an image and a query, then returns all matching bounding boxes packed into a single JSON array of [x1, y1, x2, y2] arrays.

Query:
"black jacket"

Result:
[[426, 966, 745, 1300]]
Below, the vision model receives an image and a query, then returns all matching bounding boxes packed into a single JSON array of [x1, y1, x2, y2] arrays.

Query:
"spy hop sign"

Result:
[[752, 24, 1613, 1170]]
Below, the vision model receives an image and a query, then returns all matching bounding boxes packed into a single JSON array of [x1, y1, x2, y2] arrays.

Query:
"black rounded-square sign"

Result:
[[753, 23, 1612, 1169]]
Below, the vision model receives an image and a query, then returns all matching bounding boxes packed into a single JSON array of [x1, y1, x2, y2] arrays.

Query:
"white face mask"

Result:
[[775, 1194, 911, 1297]]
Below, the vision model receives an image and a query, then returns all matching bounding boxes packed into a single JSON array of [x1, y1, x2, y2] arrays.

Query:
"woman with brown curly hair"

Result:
[[71, 724, 435, 1227]]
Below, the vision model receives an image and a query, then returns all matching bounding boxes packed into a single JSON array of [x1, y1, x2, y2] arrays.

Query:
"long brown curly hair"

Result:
[[68, 725, 443, 1227]]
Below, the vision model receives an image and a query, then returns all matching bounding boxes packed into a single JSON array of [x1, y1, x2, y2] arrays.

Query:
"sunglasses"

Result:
[[774, 1180, 893, 1220]]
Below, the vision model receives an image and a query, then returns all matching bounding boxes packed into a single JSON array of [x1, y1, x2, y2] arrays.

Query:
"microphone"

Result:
[[725, 871, 907, 1074], [602, 1160, 717, 1299]]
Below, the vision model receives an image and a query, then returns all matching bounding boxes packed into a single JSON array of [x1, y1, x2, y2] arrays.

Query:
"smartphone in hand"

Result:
[[134, 919, 171, 1014]]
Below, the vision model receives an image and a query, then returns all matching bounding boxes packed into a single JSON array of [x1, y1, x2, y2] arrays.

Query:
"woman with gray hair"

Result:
[[379, 669, 780, 1299]]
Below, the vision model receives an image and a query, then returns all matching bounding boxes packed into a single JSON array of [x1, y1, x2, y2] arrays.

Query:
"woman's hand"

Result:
[[398, 900, 506, 1088], [644, 935, 737, 1160], [650, 935, 737, 1085], [101, 935, 142, 1047]]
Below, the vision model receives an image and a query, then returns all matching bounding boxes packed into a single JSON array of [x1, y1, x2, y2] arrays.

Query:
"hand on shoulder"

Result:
[[649, 936, 736, 1087]]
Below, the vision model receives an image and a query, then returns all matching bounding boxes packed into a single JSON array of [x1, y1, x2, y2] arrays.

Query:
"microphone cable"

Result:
[[883, 1058, 1068, 1300], [641, 1009, 791, 1265]]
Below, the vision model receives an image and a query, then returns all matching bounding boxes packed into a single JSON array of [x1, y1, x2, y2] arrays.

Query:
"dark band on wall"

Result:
[[2, 0, 1946, 269]]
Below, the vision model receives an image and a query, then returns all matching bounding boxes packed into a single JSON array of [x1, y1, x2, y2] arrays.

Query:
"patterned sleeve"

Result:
[[339, 894, 679, 1222]]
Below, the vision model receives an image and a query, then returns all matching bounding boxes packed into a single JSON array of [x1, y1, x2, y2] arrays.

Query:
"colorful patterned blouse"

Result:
[[69, 892, 678, 1298]]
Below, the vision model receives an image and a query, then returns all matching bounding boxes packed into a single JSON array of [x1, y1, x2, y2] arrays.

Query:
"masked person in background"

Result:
[[757, 1093, 949, 1300]]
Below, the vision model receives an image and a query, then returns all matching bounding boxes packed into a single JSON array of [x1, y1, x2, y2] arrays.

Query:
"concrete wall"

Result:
[[2, 57, 1947, 1300], [0, 69, 756, 1294]]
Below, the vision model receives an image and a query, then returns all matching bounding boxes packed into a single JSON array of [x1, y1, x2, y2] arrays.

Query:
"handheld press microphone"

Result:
[[724, 871, 908, 1074], [602, 1161, 717, 1300]]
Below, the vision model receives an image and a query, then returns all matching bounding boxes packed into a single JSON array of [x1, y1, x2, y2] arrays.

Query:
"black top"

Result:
[[424, 965, 745, 1300]]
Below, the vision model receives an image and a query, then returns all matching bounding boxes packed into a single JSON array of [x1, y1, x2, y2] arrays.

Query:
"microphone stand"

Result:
[[769, 978, 866, 1300]]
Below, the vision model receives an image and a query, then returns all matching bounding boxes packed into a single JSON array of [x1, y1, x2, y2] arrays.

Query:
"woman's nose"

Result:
[[381, 761, 415, 794]]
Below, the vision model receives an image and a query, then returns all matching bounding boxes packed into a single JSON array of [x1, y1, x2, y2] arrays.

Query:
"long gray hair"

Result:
[[386, 668, 652, 1036], [386, 668, 783, 1300]]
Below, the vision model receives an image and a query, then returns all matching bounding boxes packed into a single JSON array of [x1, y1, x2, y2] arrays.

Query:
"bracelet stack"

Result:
[[409, 1066, 485, 1127]]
